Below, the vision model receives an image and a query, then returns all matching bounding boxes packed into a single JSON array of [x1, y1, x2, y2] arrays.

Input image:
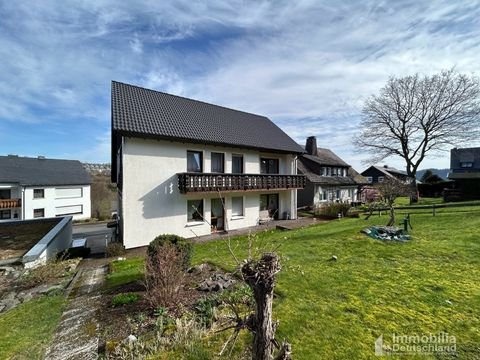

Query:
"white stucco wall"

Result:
[[23, 185, 91, 220], [121, 137, 297, 249]]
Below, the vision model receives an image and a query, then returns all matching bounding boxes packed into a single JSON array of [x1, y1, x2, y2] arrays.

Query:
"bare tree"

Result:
[[376, 177, 411, 226], [355, 69, 480, 199]]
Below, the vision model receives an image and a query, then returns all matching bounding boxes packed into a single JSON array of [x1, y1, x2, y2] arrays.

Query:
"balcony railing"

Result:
[[177, 173, 306, 194], [0, 198, 21, 209]]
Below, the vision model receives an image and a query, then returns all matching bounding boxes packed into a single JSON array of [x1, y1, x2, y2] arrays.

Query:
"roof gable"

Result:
[[111, 81, 304, 154], [0, 156, 91, 186], [302, 148, 350, 167]]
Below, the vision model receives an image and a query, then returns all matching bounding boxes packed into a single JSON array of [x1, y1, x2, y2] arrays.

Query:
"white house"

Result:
[[0, 155, 91, 221], [297, 136, 366, 207], [111, 81, 305, 249]]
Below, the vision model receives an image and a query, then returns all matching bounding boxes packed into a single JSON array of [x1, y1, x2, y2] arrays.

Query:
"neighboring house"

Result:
[[111, 81, 305, 248], [361, 165, 410, 184], [297, 136, 366, 207], [0, 155, 91, 221], [447, 147, 480, 200]]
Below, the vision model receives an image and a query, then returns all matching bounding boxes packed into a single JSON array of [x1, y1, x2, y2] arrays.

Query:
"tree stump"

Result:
[[242, 253, 290, 360]]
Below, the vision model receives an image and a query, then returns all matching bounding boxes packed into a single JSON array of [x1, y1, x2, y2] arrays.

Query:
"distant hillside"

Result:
[[416, 168, 449, 181]]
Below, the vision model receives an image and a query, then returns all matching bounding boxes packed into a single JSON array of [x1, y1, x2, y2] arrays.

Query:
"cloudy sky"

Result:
[[1, 1, 479, 171]]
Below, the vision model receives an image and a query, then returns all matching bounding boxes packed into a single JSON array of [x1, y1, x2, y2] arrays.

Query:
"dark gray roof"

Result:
[[0, 156, 91, 186], [372, 165, 408, 177], [302, 148, 350, 167], [111, 81, 304, 154]]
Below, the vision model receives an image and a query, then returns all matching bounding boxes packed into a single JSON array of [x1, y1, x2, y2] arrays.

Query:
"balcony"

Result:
[[177, 173, 306, 194], [0, 198, 21, 209]]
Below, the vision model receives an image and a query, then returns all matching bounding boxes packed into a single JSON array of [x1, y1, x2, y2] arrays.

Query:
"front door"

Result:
[[211, 198, 225, 232]]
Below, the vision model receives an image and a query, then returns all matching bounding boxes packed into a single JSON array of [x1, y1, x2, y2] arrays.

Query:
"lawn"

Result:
[[193, 207, 480, 359], [0, 294, 66, 359], [105, 256, 145, 288]]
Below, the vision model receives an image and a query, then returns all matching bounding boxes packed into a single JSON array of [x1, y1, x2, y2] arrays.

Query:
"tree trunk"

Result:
[[242, 253, 284, 360], [252, 285, 275, 359], [386, 206, 395, 227], [408, 174, 418, 205]]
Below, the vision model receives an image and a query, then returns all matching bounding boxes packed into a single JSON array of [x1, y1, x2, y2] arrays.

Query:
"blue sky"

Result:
[[1, 1, 479, 171]]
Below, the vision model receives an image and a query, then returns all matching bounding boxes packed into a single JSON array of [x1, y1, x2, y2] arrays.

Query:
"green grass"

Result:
[[107, 209, 480, 358], [0, 295, 66, 359], [395, 196, 445, 206], [193, 209, 480, 359], [105, 256, 144, 288], [112, 292, 140, 307]]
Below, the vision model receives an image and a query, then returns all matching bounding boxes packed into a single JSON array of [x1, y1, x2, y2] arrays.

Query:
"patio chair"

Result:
[[258, 210, 273, 225]]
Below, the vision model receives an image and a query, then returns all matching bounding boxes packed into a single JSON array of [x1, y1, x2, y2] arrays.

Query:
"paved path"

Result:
[[45, 265, 107, 360]]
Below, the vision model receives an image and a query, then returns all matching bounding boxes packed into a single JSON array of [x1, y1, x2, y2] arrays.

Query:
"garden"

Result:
[[96, 204, 480, 359], [0, 202, 479, 359]]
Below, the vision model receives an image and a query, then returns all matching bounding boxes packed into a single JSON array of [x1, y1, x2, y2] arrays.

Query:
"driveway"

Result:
[[73, 222, 113, 255]]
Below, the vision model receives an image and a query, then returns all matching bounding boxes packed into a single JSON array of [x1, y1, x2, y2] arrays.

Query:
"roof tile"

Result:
[[111, 81, 304, 154]]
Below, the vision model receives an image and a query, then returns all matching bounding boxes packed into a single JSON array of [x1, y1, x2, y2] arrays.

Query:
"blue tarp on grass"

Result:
[[361, 226, 411, 242]]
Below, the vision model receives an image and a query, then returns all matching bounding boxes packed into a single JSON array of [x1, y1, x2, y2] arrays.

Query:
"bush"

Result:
[[144, 242, 186, 312], [147, 234, 193, 270], [112, 292, 140, 307], [315, 203, 351, 218], [106, 242, 126, 257]]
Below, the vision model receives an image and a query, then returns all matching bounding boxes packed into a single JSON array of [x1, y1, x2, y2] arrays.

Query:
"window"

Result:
[[260, 158, 279, 174], [460, 162, 473, 168], [56, 205, 83, 216], [0, 189, 11, 199], [232, 154, 244, 174], [366, 177, 373, 183], [55, 188, 82, 199], [378, 176, 384, 183], [321, 167, 326, 176], [187, 199, 203, 222], [211, 152, 224, 173], [33, 189, 44, 199], [33, 208, 45, 218], [260, 194, 279, 219], [232, 197, 244, 217], [187, 151, 203, 172], [0, 209, 11, 219], [326, 167, 331, 176]]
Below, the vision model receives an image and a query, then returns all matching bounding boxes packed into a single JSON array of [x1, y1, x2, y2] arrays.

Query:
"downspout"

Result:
[[293, 155, 298, 220], [21, 186, 25, 220]]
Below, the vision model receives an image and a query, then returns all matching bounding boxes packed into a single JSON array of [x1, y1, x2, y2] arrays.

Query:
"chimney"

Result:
[[305, 136, 318, 156]]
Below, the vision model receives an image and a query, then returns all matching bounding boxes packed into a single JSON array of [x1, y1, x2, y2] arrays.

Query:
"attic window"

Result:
[[460, 162, 473, 168]]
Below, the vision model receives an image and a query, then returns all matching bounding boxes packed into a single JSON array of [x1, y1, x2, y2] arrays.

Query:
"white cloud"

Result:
[[1, 0, 480, 170]]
